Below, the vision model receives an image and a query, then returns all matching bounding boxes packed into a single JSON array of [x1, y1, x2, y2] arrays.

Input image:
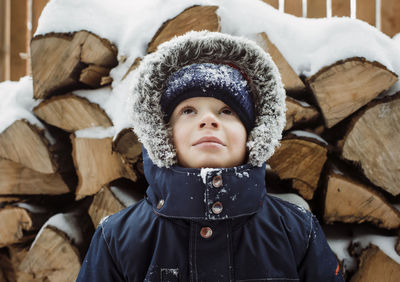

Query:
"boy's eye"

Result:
[[220, 108, 233, 115], [182, 107, 195, 115]]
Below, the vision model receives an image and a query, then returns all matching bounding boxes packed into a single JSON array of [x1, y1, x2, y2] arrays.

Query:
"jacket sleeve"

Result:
[[298, 215, 344, 282], [76, 225, 124, 281]]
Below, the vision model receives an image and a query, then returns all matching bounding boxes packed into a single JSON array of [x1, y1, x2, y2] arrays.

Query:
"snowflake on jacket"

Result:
[[77, 31, 344, 282]]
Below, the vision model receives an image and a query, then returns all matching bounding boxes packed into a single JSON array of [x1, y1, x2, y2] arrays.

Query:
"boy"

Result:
[[77, 31, 343, 281]]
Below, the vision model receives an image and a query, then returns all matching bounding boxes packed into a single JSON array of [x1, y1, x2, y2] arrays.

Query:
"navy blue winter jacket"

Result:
[[77, 151, 343, 281]]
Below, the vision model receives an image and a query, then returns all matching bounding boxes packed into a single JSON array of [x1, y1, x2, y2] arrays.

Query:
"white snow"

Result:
[[14, 202, 48, 214], [0, 77, 43, 134], [200, 168, 220, 184], [269, 192, 311, 211], [109, 185, 142, 207], [290, 130, 329, 145], [19, 0, 398, 139], [31, 212, 84, 250], [74, 126, 115, 139]]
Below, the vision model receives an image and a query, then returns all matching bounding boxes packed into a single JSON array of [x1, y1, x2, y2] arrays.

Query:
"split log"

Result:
[[71, 135, 137, 199], [0, 204, 50, 247], [113, 128, 142, 163], [33, 94, 112, 132], [6, 242, 30, 281], [0, 120, 56, 174], [147, 6, 220, 53], [17, 212, 92, 282], [255, 32, 306, 94], [79, 65, 110, 88], [324, 170, 400, 229], [268, 133, 328, 199], [285, 96, 320, 130], [307, 57, 398, 128], [89, 184, 143, 227], [122, 57, 141, 80], [31, 30, 118, 99], [0, 158, 69, 195], [339, 93, 400, 196], [0, 248, 15, 282], [350, 244, 400, 282], [0, 197, 21, 205]]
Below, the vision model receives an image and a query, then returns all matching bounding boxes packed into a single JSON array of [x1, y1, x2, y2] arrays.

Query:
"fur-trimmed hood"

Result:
[[128, 31, 286, 168]]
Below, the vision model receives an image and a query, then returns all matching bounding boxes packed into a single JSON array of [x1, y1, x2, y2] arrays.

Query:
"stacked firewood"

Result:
[[0, 5, 399, 282]]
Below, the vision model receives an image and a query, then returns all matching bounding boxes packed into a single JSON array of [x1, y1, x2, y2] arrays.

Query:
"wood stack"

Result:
[[1, 4, 400, 282]]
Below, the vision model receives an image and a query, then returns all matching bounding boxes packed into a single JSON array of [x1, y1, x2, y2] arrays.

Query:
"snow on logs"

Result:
[[1, 3, 400, 281], [31, 31, 118, 99]]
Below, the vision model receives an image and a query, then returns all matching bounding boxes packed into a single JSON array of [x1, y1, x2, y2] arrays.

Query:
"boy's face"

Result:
[[170, 97, 247, 168]]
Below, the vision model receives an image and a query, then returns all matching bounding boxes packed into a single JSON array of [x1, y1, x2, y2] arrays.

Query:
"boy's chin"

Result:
[[178, 155, 244, 169]]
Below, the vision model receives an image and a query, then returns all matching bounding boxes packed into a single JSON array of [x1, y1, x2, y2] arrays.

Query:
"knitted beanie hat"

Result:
[[161, 63, 255, 132]]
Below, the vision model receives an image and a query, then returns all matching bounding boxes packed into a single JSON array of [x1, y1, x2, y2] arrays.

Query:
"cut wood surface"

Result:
[[113, 128, 142, 163], [0, 197, 21, 205], [31, 31, 118, 99], [285, 96, 320, 130], [34, 94, 113, 132], [307, 57, 398, 128], [0, 207, 34, 247], [147, 6, 220, 53], [7, 243, 30, 281], [0, 120, 56, 174], [340, 93, 400, 196], [324, 171, 400, 229], [350, 244, 400, 282], [0, 249, 14, 282], [88, 185, 142, 227], [17, 226, 81, 282], [71, 135, 137, 199], [268, 137, 328, 199], [79, 65, 110, 88], [0, 158, 69, 195], [255, 32, 306, 94]]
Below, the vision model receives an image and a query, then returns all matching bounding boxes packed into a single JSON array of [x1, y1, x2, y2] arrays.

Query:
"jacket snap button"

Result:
[[200, 227, 212, 238], [211, 201, 223, 214], [212, 175, 222, 188], [157, 199, 164, 209]]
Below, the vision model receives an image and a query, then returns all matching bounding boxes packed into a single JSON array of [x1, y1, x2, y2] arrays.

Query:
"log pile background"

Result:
[[1, 3, 400, 282]]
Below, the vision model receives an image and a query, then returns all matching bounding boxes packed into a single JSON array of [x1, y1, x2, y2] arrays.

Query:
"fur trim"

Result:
[[128, 31, 286, 168]]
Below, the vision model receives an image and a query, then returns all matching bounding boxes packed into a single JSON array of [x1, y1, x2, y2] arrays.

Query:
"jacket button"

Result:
[[200, 227, 212, 238], [211, 201, 223, 214], [212, 175, 222, 188], [157, 199, 164, 209]]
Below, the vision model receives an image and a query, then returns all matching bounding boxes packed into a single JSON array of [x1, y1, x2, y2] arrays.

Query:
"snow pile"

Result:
[[0, 76, 42, 133], [31, 212, 84, 249]]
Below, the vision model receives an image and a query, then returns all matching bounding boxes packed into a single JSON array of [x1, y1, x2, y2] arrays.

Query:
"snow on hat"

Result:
[[161, 63, 255, 132]]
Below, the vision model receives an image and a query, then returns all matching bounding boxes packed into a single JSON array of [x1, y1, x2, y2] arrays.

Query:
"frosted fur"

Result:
[[129, 31, 286, 168]]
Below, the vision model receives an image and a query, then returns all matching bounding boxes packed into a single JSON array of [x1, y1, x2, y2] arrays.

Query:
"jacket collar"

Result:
[[143, 149, 267, 220]]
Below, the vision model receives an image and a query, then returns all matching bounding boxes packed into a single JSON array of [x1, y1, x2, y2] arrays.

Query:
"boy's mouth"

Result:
[[193, 136, 225, 146]]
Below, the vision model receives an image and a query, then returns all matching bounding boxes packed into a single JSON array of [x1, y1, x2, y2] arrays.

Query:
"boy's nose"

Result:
[[199, 113, 218, 129]]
